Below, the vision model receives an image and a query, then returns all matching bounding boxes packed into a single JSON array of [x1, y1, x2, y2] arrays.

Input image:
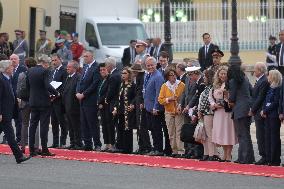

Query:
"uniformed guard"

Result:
[[134, 40, 149, 65], [0, 33, 11, 57], [70, 33, 84, 62], [13, 30, 28, 65], [35, 30, 52, 58], [56, 38, 73, 67]]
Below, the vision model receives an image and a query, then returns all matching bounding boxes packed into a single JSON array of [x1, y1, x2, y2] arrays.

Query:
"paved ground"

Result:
[[0, 155, 283, 189]]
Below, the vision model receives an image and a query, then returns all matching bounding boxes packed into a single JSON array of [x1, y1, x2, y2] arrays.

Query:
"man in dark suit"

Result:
[[27, 55, 59, 156], [76, 50, 102, 151], [176, 62, 187, 83], [0, 60, 30, 163], [144, 56, 164, 156], [122, 40, 137, 67], [10, 54, 27, 143], [105, 57, 121, 151], [276, 30, 284, 75], [62, 60, 82, 150], [145, 38, 154, 56], [249, 62, 269, 165], [198, 33, 219, 71], [152, 38, 167, 61], [50, 54, 68, 148]]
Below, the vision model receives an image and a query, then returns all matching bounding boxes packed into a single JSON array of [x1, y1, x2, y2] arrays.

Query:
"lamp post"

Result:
[[163, 0, 173, 62], [228, 0, 242, 65]]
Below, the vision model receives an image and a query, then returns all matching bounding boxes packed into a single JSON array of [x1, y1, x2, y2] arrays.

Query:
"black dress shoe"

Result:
[[16, 156, 31, 164], [30, 151, 39, 157], [254, 158, 267, 165], [84, 146, 93, 151], [199, 155, 209, 161], [48, 144, 59, 148], [268, 162, 280, 166], [41, 151, 56, 156]]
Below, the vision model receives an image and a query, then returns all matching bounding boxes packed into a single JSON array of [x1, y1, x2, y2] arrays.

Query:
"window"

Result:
[[85, 23, 98, 48]]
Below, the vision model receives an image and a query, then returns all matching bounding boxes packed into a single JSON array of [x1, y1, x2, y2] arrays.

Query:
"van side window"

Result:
[[85, 23, 98, 48]]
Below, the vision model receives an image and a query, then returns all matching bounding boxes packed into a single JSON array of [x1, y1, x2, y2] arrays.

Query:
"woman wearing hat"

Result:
[[158, 68, 185, 157]]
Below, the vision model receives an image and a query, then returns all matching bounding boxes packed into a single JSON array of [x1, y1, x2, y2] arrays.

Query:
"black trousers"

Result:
[[100, 105, 115, 145], [116, 114, 133, 153], [14, 113, 22, 143], [29, 107, 51, 151], [146, 111, 163, 152], [51, 101, 68, 146], [264, 117, 281, 164], [234, 117, 255, 164], [0, 118, 23, 161], [255, 118, 266, 159], [80, 106, 101, 148], [160, 112, 172, 154], [66, 112, 82, 147], [277, 66, 284, 76], [136, 108, 151, 151]]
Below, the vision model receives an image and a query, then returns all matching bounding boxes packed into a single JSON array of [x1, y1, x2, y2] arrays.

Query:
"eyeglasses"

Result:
[[121, 72, 128, 74]]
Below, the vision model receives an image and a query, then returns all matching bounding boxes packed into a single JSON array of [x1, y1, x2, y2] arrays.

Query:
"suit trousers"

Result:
[[146, 111, 163, 152], [161, 112, 172, 154], [0, 119, 23, 161], [100, 105, 115, 145], [20, 105, 39, 148], [264, 117, 281, 164], [51, 101, 68, 146], [66, 112, 82, 147], [14, 113, 22, 143], [234, 117, 255, 164], [116, 114, 133, 153], [29, 107, 51, 151], [255, 118, 266, 159], [203, 115, 217, 156], [164, 112, 184, 154], [80, 106, 101, 148], [136, 108, 152, 151]]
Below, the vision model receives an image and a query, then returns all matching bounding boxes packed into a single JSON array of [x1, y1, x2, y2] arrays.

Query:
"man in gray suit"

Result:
[[228, 64, 255, 164]]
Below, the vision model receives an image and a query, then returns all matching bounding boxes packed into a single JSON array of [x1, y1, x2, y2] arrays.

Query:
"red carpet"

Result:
[[0, 144, 284, 179]]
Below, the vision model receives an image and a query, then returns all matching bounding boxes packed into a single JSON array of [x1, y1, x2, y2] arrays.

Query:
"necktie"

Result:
[[98, 79, 106, 97], [52, 69, 58, 80], [82, 66, 89, 79], [280, 44, 284, 66], [153, 47, 157, 58], [205, 45, 208, 58], [144, 73, 151, 88]]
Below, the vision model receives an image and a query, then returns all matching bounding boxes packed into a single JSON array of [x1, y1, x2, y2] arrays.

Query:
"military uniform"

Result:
[[71, 42, 84, 62], [57, 46, 73, 66], [0, 42, 11, 57], [13, 38, 28, 65], [36, 38, 52, 57]]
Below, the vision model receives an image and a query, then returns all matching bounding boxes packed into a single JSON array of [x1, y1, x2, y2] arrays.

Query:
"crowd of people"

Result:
[[0, 28, 284, 167]]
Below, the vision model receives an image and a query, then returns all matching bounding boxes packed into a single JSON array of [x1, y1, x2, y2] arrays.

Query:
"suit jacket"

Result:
[[122, 47, 136, 67], [0, 73, 15, 120], [146, 46, 154, 56], [135, 72, 144, 105], [190, 77, 205, 108], [106, 69, 121, 112], [251, 75, 269, 120], [263, 86, 281, 118], [152, 43, 167, 59], [12, 65, 27, 94], [51, 65, 68, 94], [144, 70, 164, 112], [275, 43, 282, 66], [179, 73, 187, 84], [76, 61, 101, 107], [62, 73, 81, 114], [228, 77, 252, 120], [97, 76, 109, 105], [198, 44, 219, 71], [179, 77, 197, 108], [27, 65, 58, 109]]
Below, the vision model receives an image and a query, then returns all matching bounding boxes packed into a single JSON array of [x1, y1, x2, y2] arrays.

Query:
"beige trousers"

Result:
[[165, 112, 184, 154], [203, 115, 217, 156]]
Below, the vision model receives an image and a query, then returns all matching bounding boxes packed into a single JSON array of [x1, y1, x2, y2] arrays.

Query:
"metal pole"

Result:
[[228, 0, 242, 65], [163, 0, 173, 62]]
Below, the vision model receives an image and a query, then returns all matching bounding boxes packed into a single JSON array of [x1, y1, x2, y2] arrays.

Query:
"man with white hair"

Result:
[[0, 60, 31, 163], [250, 62, 269, 165], [104, 57, 121, 151], [10, 54, 27, 143]]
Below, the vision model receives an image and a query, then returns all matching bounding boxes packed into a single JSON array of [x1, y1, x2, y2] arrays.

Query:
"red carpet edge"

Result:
[[0, 144, 283, 179]]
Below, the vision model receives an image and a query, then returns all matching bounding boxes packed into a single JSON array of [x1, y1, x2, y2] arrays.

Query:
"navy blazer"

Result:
[[275, 43, 282, 66], [97, 76, 109, 105], [76, 61, 101, 107], [12, 65, 27, 94], [263, 86, 281, 118], [106, 69, 121, 112], [251, 75, 269, 120], [27, 65, 58, 108], [143, 70, 164, 112], [51, 65, 68, 94], [0, 73, 15, 120]]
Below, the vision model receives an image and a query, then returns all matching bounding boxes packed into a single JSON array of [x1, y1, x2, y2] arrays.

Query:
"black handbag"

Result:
[[180, 123, 196, 143]]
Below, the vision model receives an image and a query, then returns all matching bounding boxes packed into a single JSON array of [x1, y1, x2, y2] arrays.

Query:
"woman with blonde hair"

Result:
[[261, 69, 282, 166], [209, 66, 237, 162]]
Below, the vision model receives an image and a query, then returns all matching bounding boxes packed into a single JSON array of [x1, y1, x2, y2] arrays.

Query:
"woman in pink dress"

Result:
[[209, 66, 237, 162]]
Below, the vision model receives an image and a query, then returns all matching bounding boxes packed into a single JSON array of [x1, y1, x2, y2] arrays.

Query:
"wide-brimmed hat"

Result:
[[135, 40, 147, 47], [129, 63, 144, 72], [185, 66, 201, 73]]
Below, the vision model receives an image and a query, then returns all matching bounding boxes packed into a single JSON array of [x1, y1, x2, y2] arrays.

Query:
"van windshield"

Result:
[[97, 23, 148, 46]]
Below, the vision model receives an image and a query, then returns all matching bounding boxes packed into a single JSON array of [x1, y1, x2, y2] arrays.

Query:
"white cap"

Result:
[[185, 66, 201, 72]]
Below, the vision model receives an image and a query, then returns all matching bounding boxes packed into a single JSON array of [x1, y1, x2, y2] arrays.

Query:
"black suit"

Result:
[[27, 65, 58, 152], [198, 44, 219, 71], [251, 75, 269, 160], [179, 73, 187, 84], [146, 46, 154, 56], [0, 73, 24, 161], [105, 69, 121, 146], [50, 65, 68, 146], [62, 73, 82, 147], [76, 61, 102, 149], [275, 43, 284, 75], [12, 64, 27, 142], [122, 47, 136, 67]]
